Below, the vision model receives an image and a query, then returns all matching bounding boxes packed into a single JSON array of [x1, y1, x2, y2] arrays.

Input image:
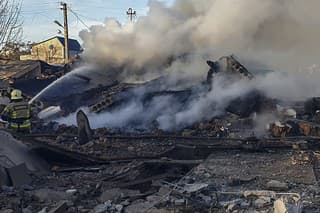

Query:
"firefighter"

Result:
[[1, 89, 31, 133]]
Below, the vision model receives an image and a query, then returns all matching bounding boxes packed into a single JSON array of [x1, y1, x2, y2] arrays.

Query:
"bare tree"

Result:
[[0, 0, 22, 47]]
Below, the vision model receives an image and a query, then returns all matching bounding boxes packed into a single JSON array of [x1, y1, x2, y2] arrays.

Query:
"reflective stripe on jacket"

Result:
[[2, 101, 31, 123], [9, 120, 31, 129]]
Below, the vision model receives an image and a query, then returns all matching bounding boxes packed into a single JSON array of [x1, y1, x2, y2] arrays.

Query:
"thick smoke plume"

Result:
[[56, 0, 320, 132], [80, 0, 320, 78]]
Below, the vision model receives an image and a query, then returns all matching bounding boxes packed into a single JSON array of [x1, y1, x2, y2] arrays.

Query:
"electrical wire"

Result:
[[68, 7, 90, 30], [76, 13, 100, 22]]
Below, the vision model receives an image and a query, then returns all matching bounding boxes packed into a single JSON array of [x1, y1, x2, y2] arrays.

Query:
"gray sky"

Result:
[[21, 0, 174, 43]]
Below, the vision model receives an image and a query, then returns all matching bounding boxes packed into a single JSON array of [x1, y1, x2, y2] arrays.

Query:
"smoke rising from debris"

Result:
[[80, 0, 320, 77], [57, 71, 320, 132], [57, 0, 320, 132]]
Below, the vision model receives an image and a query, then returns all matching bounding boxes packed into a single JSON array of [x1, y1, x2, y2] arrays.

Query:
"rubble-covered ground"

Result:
[[2, 56, 320, 212], [2, 143, 320, 212]]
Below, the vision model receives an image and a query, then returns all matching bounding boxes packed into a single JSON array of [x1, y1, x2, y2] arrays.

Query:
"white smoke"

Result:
[[55, 0, 320, 132], [55, 70, 320, 132], [80, 0, 320, 78]]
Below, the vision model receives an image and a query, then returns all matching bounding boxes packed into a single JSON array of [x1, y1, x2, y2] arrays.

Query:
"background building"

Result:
[[20, 36, 81, 65]]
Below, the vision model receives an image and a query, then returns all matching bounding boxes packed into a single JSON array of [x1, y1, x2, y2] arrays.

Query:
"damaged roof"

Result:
[[0, 59, 61, 80], [0, 59, 42, 80]]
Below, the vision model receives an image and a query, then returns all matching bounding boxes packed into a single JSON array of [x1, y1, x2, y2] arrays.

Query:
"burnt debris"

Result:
[[1, 55, 320, 212]]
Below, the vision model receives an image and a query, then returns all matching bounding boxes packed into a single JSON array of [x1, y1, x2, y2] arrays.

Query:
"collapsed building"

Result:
[[32, 55, 273, 130], [1, 56, 320, 212], [0, 59, 66, 99]]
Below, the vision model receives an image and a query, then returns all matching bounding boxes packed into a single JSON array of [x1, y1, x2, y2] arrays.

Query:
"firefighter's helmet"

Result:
[[11, 89, 22, 100]]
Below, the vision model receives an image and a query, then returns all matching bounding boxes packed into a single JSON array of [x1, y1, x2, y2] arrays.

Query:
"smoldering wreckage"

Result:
[[2, 55, 320, 213]]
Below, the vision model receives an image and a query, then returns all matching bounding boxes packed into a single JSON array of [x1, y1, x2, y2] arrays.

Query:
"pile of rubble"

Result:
[[2, 146, 320, 212], [2, 55, 320, 212]]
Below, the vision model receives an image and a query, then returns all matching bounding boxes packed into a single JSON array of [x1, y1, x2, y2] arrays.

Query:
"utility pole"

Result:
[[126, 8, 136, 22], [61, 2, 69, 64]]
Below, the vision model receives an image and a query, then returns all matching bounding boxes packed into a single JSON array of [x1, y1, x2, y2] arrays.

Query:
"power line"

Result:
[[19, 9, 60, 14], [22, 1, 60, 5], [68, 7, 90, 30], [38, 12, 57, 20], [77, 13, 100, 22], [0, 9, 59, 15], [72, 7, 147, 14], [23, 2, 60, 5], [65, 2, 147, 11], [20, 6, 60, 10]]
